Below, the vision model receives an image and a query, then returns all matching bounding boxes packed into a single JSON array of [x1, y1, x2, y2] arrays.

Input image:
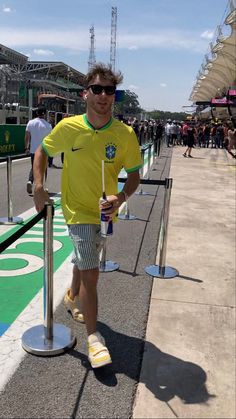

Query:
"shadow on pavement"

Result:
[[142, 342, 216, 404], [178, 274, 203, 283], [68, 322, 215, 411]]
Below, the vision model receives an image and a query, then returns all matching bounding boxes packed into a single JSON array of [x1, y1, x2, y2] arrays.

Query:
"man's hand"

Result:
[[34, 186, 52, 213], [33, 145, 50, 212], [99, 193, 125, 216]]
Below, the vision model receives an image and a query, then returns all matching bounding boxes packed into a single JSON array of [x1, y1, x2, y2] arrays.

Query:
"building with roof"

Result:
[[0, 43, 86, 115]]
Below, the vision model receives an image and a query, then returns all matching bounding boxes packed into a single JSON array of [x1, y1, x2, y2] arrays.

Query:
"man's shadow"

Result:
[[70, 322, 215, 405]]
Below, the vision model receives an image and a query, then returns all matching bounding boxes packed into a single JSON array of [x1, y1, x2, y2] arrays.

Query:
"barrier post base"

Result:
[[22, 323, 76, 356], [135, 190, 150, 196], [145, 264, 179, 279], [118, 213, 136, 220], [0, 216, 23, 225], [99, 260, 119, 272], [135, 189, 154, 196]]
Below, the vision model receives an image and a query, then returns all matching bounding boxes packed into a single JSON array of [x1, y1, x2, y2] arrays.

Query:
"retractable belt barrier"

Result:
[[0, 154, 27, 225], [0, 175, 177, 357], [0, 203, 76, 356], [118, 177, 179, 279]]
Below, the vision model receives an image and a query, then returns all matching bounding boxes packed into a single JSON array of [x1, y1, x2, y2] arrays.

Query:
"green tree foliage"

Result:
[[114, 90, 143, 117], [114, 89, 190, 121], [146, 109, 189, 121]]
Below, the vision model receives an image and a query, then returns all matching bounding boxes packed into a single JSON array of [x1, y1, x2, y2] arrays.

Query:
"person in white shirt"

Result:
[[165, 120, 171, 147], [25, 105, 52, 194]]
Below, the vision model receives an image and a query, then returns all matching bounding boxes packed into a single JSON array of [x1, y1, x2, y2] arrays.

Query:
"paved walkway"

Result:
[[133, 147, 236, 418]]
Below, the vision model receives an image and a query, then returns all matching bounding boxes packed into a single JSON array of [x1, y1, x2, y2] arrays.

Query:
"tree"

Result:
[[145, 109, 189, 121], [114, 90, 143, 118], [114, 89, 189, 121]]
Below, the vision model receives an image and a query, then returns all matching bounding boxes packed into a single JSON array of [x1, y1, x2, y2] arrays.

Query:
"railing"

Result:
[[0, 154, 27, 225], [0, 203, 76, 356]]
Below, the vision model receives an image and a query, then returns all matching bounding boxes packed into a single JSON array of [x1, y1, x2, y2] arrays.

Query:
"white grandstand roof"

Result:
[[189, 2, 236, 103]]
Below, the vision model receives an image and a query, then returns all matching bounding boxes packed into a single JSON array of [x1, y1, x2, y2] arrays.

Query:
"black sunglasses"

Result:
[[88, 84, 116, 95]]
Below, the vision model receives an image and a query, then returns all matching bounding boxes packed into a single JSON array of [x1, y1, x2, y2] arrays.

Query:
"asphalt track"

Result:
[[0, 146, 172, 418]]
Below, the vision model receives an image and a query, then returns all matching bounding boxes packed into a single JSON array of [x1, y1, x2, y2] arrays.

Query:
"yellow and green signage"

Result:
[[0, 124, 26, 156]]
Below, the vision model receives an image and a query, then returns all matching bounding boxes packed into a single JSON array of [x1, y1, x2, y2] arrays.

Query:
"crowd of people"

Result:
[[121, 117, 236, 159], [25, 110, 236, 197]]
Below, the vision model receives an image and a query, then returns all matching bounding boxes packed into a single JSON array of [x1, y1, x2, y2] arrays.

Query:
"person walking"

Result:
[[25, 105, 52, 194], [33, 63, 142, 368], [183, 123, 196, 158], [227, 122, 236, 158]]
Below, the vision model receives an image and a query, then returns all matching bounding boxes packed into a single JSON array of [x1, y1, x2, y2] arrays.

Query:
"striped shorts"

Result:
[[68, 224, 104, 270]]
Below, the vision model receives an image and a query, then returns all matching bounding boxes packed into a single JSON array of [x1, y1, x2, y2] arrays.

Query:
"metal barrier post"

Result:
[[152, 136, 162, 171], [147, 143, 151, 178], [157, 135, 162, 156], [99, 237, 119, 272], [136, 146, 154, 196], [22, 203, 76, 356], [145, 178, 179, 279], [118, 200, 136, 220], [0, 156, 23, 225]]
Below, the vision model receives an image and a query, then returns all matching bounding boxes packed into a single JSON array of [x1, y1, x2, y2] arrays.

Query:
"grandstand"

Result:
[[189, 1, 236, 122], [0, 43, 86, 120]]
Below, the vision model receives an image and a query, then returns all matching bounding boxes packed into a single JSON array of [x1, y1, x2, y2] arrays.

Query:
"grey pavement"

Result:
[[0, 145, 235, 418], [133, 146, 236, 418]]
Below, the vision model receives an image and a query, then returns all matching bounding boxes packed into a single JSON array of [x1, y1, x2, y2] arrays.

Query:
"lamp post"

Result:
[[66, 66, 70, 114]]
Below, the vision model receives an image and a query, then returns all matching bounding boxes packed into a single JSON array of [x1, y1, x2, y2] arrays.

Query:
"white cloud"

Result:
[[201, 30, 214, 40], [160, 83, 167, 87], [0, 26, 209, 54], [33, 48, 55, 56], [117, 30, 208, 52], [128, 45, 138, 50], [3, 6, 12, 12]]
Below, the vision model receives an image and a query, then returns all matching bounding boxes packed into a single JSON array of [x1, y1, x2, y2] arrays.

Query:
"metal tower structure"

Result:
[[88, 25, 96, 70], [110, 7, 117, 71]]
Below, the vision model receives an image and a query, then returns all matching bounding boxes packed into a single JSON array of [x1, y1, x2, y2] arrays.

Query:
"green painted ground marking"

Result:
[[0, 200, 73, 327]]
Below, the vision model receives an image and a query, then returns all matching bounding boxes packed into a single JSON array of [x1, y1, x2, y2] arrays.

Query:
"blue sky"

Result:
[[0, 0, 233, 111]]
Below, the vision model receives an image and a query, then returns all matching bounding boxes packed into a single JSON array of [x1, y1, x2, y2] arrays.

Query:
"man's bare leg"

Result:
[[79, 268, 99, 336], [69, 264, 81, 300]]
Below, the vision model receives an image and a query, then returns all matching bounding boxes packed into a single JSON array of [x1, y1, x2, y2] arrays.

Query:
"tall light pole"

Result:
[[66, 66, 71, 114], [110, 7, 117, 71], [88, 25, 96, 70]]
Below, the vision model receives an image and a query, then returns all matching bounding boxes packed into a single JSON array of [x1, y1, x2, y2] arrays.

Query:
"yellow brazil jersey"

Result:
[[42, 114, 142, 224]]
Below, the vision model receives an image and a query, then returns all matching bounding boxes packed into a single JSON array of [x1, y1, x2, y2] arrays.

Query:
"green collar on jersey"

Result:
[[83, 114, 113, 130]]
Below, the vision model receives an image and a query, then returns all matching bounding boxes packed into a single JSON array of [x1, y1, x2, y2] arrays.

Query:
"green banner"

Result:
[[0, 124, 26, 157]]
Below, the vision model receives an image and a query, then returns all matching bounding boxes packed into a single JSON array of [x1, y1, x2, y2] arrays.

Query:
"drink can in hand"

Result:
[[99, 198, 113, 237]]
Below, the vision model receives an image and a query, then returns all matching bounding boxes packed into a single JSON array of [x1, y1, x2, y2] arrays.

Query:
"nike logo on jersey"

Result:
[[71, 147, 83, 152]]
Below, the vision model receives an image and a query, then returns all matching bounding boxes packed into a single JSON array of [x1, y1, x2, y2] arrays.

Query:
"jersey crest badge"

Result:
[[105, 143, 116, 160]]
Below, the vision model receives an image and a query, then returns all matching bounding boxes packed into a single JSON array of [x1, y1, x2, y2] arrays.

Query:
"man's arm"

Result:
[[120, 170, 140, 201], [24, 131, 31, 154], [101, 170, 140, 214], [33, 144, 51, 213]]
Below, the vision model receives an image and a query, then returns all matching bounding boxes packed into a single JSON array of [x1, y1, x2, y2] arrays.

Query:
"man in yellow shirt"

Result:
[[33, 63, 142, 368]]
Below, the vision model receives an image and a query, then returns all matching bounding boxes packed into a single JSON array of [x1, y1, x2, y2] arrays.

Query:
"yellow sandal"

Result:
[[88, 332, 112, 368], [64, 289, 84, 323]]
